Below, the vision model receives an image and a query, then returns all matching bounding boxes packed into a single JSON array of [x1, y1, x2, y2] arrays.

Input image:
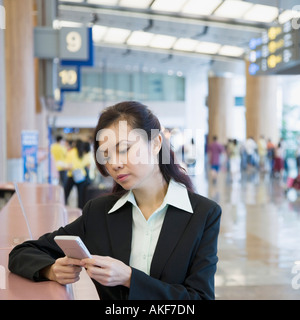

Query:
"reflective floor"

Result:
[[192, 169, 300, 300]]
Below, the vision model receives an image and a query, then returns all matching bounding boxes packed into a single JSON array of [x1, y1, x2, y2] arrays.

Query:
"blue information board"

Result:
[[21, 131, 39, 183]]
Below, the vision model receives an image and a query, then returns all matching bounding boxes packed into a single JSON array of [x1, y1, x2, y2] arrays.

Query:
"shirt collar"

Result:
[[108, 179, 193, 214]]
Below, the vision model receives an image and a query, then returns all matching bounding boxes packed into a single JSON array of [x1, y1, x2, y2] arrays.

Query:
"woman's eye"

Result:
[[119, 147, 130, 154]]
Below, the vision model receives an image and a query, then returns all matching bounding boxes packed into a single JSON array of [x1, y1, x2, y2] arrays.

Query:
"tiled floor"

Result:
[[192, 169, 300, 300]]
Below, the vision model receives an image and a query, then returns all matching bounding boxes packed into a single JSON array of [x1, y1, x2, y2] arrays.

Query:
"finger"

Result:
[[81, 257, 101, 267], [65, 257, 85, 266]]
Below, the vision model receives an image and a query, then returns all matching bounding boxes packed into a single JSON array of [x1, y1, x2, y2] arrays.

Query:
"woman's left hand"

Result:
[[82, 255, 132, 288]]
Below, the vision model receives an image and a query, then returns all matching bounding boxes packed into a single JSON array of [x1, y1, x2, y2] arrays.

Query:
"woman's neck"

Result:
[[132, 173, 168, 220]]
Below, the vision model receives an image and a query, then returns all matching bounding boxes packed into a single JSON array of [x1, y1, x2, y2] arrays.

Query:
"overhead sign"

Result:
[[61, 27, 94, 67], [58, 65, 81, 92], [248, 20, 300, 75], [59, 27, 88, 61], [34, 27, 94, 66]]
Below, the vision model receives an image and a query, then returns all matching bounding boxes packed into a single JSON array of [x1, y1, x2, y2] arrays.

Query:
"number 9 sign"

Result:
[[66, 31, 82, 53]]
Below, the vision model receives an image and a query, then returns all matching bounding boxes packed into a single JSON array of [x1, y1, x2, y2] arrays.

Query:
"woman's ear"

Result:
[[152, 133, 163, 156]]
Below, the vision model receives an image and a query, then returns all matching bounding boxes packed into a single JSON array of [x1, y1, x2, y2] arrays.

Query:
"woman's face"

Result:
[[97, 120, 162, 190]]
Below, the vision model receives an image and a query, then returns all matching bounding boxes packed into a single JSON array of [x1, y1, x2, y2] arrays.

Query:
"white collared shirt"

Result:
[[108, 179, 193, 275]]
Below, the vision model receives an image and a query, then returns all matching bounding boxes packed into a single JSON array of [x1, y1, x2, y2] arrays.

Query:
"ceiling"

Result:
[[56, 0, 300, 75]]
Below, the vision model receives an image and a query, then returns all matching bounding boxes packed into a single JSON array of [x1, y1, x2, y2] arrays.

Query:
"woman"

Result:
[[9, 101, 221, 300]]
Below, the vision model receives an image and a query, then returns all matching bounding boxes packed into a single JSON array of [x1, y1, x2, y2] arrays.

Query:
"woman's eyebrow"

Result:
[[99, 140, 133, 152]]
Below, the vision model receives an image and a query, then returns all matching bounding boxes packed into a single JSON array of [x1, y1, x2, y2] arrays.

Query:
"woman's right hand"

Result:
[[42, 256, 84, 285]]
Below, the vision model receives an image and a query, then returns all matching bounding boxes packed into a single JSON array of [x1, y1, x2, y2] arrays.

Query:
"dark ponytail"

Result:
[[93, 101, 195, 195]]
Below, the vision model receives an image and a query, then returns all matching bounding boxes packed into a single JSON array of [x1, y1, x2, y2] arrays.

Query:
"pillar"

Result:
[[4, 0, 36, 180], [245, 62, 279, 144], [208, 76, 234, 145], [0, 0, 6, 182]]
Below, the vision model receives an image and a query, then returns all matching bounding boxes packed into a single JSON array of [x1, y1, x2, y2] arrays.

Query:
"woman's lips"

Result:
[[117, 174, 130, 182]]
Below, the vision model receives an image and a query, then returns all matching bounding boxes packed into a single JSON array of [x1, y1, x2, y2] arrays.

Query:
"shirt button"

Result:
[[143, 255, 146, 259]]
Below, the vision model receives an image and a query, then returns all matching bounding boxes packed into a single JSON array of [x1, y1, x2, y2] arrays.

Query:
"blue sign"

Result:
[[61, 27, 94, 67], [21, 131, 39, 182]]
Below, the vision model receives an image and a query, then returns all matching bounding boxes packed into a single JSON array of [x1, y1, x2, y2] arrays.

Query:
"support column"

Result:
[[4, 0, 36, 181], [245, 62, 279, 143], [0, 0, 6, 182], [208, 75, 234, 145]]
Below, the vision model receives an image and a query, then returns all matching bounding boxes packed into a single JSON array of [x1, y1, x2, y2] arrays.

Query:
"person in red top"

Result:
[[207, 136, 224, 184]]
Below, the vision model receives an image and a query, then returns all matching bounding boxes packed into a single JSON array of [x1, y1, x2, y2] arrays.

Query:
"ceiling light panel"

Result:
[[151, 0, 187, 12], [173, 38, 199, 51], [127, 31, 154, 46], [218, 45, 244, 57], [278, 9, 300, 24], [119, 0, 153, 8], [243, 4, 278, 23], [195, 42, 221, 54], [59, 0, 84, 2], [182, 0, 222, 16], [149, 34, 177, 49], [93, 25, 108, 42], [213, 0, 253, 19], [87, 0, 119, 5], [102, 27, 131, 43], [54, 20, 84, 29]]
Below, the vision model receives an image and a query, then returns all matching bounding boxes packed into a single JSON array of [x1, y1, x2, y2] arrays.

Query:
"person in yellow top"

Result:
[[50, 136, 67, 187], [64, 139, 88, 209]]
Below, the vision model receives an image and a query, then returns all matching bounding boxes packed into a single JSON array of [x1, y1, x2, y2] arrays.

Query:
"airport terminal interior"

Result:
[[1, 0, 300, 300]]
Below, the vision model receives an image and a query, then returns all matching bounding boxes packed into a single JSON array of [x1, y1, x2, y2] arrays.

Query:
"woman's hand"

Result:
[[42, 256, 84, 285], [82, 255, 132, 288]]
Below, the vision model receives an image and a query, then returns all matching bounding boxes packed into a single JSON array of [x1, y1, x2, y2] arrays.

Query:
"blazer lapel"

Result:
[[105, 202, 132, 265], [150, 205, 192, 279]]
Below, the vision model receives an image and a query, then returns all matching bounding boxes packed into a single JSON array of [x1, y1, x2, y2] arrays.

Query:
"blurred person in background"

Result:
[[83, 141, 93, 185], [228, 139, 241, 183], [258, 135, 267, 172], [296, 136, 300, 174], [64, 139, 88, 209], [50, 135, 67, 187], [273, 142, 284, 179], [244, 136, 257, 171], [267, 138, 275, 174], [207, 136, 224, 184]]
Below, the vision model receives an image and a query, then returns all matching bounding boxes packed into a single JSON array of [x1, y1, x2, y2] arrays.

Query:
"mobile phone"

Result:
[[54, 235, 92, 260]]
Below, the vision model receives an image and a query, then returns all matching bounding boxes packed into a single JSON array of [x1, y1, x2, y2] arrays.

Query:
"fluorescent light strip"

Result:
[[214, 0, 253, 19], [278, 9, 300, 24], [243, 4, 279, 23], [93, 25, 108, 42], [218, 45, 244, 57], [151, 0, 187, 12], [59, 0, 84, 2], [149, 34, 177, 49], [173, 38, 199, 51], [102, 27, 131, 44], [182, 0, 222, 16], [196, 42, 221, 54], [119, 0, 153, 8], [127, 31, 154, 46], [87, 0, 119, 5]]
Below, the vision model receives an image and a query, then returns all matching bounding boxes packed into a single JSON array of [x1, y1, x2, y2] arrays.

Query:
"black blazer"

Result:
[[9, 192, 221, 300]]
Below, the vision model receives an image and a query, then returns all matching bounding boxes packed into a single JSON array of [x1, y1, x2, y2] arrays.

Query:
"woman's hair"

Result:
[[93, 101, 195, 194], [76, 139, 85, 159]]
